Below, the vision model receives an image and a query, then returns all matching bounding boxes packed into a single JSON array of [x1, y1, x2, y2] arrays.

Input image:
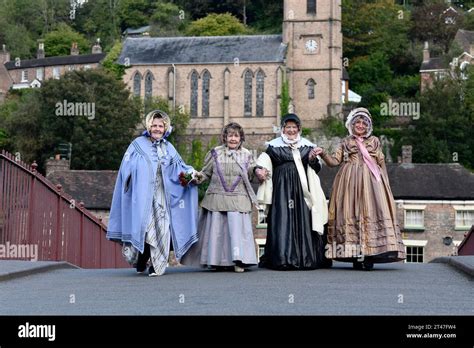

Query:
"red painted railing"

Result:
[[0, 150, 129, 268]]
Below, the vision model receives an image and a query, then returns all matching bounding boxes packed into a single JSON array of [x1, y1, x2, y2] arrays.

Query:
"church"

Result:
[[118, 0, 343, 147]]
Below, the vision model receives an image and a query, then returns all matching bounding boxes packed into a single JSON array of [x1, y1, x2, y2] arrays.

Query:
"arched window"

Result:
[[133, 71, 141, 97], [190, 70, 199, 117], [306, 78, 316, 99], [256, 69, 265, 117], [244, 69, 253, 117], [144, 71, 154, 100], [202, 70, 211, 117]]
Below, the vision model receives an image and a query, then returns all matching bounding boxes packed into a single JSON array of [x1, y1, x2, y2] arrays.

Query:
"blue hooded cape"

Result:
[[106, 135, 198, 259]]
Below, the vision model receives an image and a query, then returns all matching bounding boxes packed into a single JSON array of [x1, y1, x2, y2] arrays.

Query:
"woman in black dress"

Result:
[[257, 114, 331, 270]]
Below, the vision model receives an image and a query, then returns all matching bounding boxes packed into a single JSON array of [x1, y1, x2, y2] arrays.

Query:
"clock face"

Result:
[[305, 39, 318, 53]]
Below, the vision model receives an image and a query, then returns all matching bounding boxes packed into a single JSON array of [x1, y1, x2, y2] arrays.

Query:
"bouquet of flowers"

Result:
[[179, 171, 193, 187]]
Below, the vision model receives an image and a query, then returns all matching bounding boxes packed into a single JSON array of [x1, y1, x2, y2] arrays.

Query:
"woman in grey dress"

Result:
[[182, 123, 261, 272]]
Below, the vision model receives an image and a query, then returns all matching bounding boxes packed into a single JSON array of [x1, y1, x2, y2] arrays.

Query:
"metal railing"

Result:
[[0, 150, 129, 268]]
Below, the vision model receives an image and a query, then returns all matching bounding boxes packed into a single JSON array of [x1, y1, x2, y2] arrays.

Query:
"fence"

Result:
[[0, 150, 129, 268]]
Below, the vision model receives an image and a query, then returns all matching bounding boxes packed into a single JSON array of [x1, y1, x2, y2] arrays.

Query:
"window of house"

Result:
[[455, 210, 474, 229], [53, 67, 60, 79], [145, 72, 153, 100], [406, 246, 424, 263], [257, 209, 267, 228], [404, 209, 425, 229], [36, 68, 43, 81], [307, 79, 316, 99], [307, 0, 316, 14], [21, 70, 28, 82], [256, 69, 265, 117], [202, 70, 210, 117], [133, 72, 141, 97], [83, 65, 91, 70], [190, 70, 198, 118], [244, 70, 253, 117], [255, 238, 266, 259]]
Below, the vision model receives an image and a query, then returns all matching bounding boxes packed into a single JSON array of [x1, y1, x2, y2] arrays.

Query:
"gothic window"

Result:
[[244, 69, 253, 117], [202, 70, 211, 117], [307, 0, 316, 14], [256, 69, 265, 117], [145, 71, 154, 100], [190, 70, 198, 117], [306, 78, 316, 99], [133, 71, 141, 97]]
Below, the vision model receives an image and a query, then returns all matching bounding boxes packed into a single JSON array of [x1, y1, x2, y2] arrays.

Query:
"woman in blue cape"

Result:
[[107, 110, 199, 276]]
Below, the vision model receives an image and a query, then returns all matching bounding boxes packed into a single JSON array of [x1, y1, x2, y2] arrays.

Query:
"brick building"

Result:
[[0, 41, 105, 99], [118, 0, 343, 146]]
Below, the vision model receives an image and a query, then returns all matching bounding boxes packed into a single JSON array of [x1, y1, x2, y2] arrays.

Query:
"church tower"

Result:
[[283, 0, 342, 127]]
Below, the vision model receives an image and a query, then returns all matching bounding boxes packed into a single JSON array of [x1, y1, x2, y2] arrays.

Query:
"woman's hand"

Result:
[[191, 171, 205, 184], [255, 168, 269, 183], [310, 147, 324, 160]]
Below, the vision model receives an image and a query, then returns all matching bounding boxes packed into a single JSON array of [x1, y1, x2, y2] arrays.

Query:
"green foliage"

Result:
[[150, 1, 189, 36], [301, 128, 312, 137], [117, 0, 156, 31], [343, 0, 410, 62], [70, 0, 121, 50], [44, 23, 90, 57], [407, 73, 473, 169], [183, 136, 219, 201], [102, 41, 126, 79], [280, 77, 290, 116], [186, 13, 251, 36], [321, 116, 347, 138], [2, 69, 141, 172]]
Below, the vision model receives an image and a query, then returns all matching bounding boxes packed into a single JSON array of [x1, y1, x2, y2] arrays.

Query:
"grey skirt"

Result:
[[181, 209, 257, 267]]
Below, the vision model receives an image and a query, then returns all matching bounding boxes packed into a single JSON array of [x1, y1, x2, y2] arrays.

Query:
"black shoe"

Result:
[[353, 261, 363, 270], [148, 265, 158, 277], [136, 244, 151, 273], [363, 259, 374, 271]]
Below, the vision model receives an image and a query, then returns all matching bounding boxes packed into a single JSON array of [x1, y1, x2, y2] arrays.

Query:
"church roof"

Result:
[[117, 35, 287, 65]]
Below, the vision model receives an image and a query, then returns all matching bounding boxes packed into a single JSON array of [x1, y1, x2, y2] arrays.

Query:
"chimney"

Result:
[[70, 42, 79, 56], [45, 156, 71, 178], [423, 42, 430, 62], [0, 44, 10, 63], [37, 42, 45, 59], [92, 38, 102, 54], [402, 145, 412, 164]]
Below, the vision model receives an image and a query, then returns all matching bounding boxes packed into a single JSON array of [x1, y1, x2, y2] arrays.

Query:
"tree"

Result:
[[44, 23, 90, 56], [117, 0, 156, 31], [185, 13, 251, 36], [3, 69, 142, 172], [70, 0, 121, 51], [102, 41, 127, 79], [406, 72, 473, 169], [343, 0, 410, 62], [150, 1, 189, 36], [409, 2, 464, 53]]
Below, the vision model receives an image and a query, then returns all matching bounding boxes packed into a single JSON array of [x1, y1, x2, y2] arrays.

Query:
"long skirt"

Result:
[[181, 209, 258, 267]]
